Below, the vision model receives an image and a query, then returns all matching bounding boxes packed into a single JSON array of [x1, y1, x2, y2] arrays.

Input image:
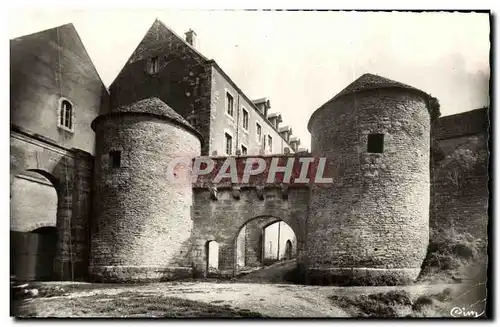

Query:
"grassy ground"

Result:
[[329, 284, 487, 318], [11, 279, 470, 318], [418, 228, 488, 285], [10, 259, 487, 318], [13, 290, 266, 318]]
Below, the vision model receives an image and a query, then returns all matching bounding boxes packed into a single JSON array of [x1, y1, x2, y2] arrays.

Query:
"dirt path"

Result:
[[147, 282, 349, 317], [15, 280, 465, 318], [236, 260, 296, 283]]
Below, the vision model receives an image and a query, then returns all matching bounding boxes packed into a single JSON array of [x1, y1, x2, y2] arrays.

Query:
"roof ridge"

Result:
[[154, 18, 209, 62], [10, 22, 74, 41]]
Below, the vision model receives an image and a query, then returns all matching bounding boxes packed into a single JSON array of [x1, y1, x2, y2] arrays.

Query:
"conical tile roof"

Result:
[[308, 73, 431, 132], [92, 97, 203, 143], [333, 73, 427, 100]]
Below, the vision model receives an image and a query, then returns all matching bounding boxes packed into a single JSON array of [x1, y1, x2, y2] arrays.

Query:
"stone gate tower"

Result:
[[306, 74, 432, 284], [89, 97, 202, 282]]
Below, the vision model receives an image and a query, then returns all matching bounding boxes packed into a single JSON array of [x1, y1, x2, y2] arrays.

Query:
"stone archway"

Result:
[[232, 216, 299, 275], [10, 170, 59, 281], [11, 134, 94, 281]]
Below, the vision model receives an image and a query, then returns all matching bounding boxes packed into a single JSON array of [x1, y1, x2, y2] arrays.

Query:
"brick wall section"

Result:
[[90, 114, 201, 282], [10, 23, 108, 155], [191, 186, 309, 277], [109, 20, 213, 155], [307, 89, 430, 283]]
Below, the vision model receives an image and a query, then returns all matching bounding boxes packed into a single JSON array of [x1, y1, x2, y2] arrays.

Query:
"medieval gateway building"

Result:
[[10, 20, 489, 284]]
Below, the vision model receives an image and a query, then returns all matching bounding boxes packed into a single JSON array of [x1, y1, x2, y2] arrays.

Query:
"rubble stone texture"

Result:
[[307, 75, 432, 283], [89, 98, 202, 282]]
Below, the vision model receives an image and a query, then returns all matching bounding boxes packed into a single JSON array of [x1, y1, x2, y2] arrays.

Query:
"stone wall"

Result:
[[191, 185, 309, 277], [430, 108, 489, 239], [10, 129, 93, 280], [90, 114, 201, 282], [307, 88, 431, 284]]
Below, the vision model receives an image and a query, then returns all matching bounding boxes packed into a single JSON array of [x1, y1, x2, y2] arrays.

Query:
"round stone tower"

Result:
[[90, 97, 202, 282], [306, 73, 433, 285]]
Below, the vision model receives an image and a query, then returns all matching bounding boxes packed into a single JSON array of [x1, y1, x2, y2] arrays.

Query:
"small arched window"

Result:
[[58, 99, 74, 132]]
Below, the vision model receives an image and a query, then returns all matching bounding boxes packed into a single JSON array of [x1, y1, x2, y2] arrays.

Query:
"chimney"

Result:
[[289, 137, 300, 152], [185, 29, 197, 47]]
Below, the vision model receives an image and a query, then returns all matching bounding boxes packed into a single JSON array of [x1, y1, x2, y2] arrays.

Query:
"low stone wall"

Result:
[[88, 266, 193, 283], [306, 267, 421, 286]]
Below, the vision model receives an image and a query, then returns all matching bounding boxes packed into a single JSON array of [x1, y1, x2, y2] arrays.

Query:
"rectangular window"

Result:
[[241, 144, 247, 155], [242, 108, 249, 131], [109, 151, 121, 168], [149, 56, 159, 74], [226, 92, 234, 116], [367, 134, 384, 153], [267, 135, 273, 152], [256, 122, 262, 142], [225, 133, 233, 155]]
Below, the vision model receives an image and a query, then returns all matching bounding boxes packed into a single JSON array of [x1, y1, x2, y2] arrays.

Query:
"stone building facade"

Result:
[[10, 21, 489, 284], [109, 19, 298, 157]]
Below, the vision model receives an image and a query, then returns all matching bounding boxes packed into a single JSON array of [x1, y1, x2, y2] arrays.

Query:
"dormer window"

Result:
[[58, 98, 74, 132], [148, 56, 159, 74]]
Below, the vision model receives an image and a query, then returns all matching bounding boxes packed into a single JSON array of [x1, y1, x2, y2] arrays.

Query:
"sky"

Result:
[[9, 10, 490, 148]]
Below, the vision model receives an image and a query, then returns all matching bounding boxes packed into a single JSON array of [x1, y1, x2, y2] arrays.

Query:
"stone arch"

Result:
[[231, 215, 300, 275], [26, 221, 57, 232], [10, 169, 59, 232], [27, 169, 61, 192], [10, 169, 61, 281], [10, 166, 71, 281]]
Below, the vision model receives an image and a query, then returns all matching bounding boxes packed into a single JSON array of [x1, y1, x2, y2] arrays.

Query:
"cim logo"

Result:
[[450, 306, 485, 318]]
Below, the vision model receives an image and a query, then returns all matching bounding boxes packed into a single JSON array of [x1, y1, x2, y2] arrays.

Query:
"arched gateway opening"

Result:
[[234, 216, 297, 274], [10, 170, 59, 281]]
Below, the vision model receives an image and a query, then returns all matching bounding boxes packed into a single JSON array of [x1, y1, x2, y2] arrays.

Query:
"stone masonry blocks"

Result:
[[90, 109, 201, 282], [307, 88, 431, 284]]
